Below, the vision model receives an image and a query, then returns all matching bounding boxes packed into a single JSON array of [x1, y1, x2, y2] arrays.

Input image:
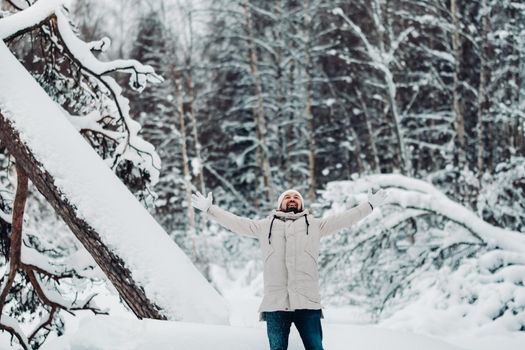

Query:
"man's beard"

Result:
[[284, 204, 301, 213]]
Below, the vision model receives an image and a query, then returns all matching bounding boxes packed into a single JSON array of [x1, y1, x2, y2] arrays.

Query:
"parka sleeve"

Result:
[[318, 201, 372, 237], [206, 205, 264, 238]]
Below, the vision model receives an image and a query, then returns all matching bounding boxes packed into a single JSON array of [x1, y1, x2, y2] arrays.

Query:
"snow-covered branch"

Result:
[[1, 0, 163, 189], [364, 174, 525, 251], [0, 0, 60, 41], [54, 11, 163, 89], [0, 314, 29, 349], [319, 174, 525, 332]]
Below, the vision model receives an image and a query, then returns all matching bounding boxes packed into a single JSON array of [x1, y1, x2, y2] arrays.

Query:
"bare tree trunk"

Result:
[[518, 12, 525, 156], [477, 0, 490, 175], [356, 87, 380, 173], [0, 163, 27, 313], [303, 0, 317, 204], [0, 163, 29, 349], [181, 12, 210, 270], [185, 71, 210, 270], [173, 73, 196, 258], [508, 5, 523, 162], [274, 0, 289, 187], [187, 74, 205, 194], [185, 11, 206, 196], [243, 0, 273, 204], [285, 68, 295, 189], [451, 0, 466, 168], [0, 113, 166, 320]]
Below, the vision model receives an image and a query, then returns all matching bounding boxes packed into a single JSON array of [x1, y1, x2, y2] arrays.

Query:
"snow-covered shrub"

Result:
[[316, 174, 525, 334]]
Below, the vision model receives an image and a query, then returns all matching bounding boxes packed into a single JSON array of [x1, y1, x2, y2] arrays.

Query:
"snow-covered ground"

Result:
[[30, 277, 466, 350], [38, 315, 467, 350], [0, 265, 511, 350]]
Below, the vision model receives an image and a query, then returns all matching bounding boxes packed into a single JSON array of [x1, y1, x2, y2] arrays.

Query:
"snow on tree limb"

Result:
[[0, 314, 29, 349], [0, 0, 60, 41], [330, 173, 525, 253], [0, 3, 228, 348], [86, 37, 110, 53], [363, 174, 525, 252], [53, 10, 163, 89], [65, 111, 126, 141], [1, 0, 163, 188]]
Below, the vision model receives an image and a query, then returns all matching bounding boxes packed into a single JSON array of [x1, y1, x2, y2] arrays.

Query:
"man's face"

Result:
[[281, 192, 302, 213]]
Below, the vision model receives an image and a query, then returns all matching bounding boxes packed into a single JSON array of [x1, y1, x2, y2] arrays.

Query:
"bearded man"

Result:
[[192, 188, 388, 350]]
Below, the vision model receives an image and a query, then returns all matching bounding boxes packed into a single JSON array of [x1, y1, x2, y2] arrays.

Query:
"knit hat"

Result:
[[277, 189, 304, 211]]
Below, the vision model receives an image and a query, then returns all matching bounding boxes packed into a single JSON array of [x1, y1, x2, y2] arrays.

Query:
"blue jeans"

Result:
[[264, 309, 324, 350]]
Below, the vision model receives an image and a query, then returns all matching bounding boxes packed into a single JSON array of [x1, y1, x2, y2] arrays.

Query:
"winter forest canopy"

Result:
[[0, 0, 524, 349]]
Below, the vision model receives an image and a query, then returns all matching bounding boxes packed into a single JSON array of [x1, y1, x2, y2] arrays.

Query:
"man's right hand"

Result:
[[191, 191, 213, 212]]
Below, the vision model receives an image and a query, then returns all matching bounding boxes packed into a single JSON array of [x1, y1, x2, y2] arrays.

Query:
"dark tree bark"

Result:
[[0, 113, 167, 321]]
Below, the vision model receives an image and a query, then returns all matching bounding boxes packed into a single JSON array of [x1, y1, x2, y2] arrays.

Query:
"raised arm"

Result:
[[319, 188, 388, 237], [206, 205, 263, 238], [192, 192, 262, 238], [319, 201, 372, 237]]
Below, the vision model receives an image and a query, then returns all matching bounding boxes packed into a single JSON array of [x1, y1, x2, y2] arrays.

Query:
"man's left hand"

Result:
[[368, 188, 388, 209]]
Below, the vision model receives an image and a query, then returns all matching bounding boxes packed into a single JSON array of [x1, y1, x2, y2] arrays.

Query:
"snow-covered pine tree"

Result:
[[128, 10, 186, 218], [314, 2, 382, 179], [199, 0, 271, 210], [201, 0, 333, 205]]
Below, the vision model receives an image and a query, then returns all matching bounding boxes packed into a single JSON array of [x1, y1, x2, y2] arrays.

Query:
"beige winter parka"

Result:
[[206, 201, 372, 320]]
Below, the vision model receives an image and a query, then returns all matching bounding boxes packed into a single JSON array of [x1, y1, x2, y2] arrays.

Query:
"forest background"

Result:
[[0, 0, 524, 348]]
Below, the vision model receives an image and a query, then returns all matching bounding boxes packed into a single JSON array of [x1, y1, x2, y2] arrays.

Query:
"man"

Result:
[[192, 188, 388, 350]]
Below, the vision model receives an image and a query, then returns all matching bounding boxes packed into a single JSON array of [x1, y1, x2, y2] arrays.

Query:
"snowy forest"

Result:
[[0, 0, 524, 349]]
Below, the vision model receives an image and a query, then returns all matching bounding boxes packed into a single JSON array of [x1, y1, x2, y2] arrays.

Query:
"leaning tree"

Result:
[[0, 1, 227, 348]]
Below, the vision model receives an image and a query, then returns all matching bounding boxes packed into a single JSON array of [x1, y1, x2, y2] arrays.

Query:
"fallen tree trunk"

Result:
[[0, 38, 228, 324], [0, 113, 165, 320]]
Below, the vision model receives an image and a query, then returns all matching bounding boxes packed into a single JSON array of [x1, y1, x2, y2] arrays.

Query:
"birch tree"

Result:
[[333, 1, 414, 175]]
